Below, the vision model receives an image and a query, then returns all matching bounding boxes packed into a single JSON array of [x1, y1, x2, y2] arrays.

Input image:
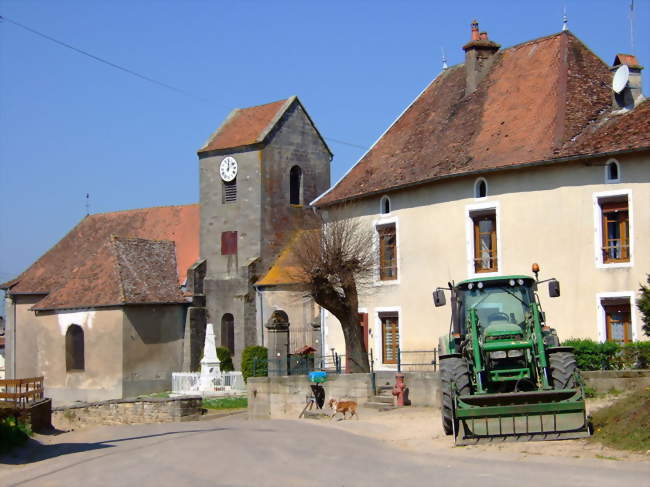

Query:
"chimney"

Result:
[[462, 20, 500, 96], [611, 54, 644, 110]]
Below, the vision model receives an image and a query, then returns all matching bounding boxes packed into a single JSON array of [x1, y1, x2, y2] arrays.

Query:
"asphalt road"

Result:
[[0, 414, 648, 487]]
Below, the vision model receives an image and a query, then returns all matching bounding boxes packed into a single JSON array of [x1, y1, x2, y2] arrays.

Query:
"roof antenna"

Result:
[[441, 47, 448, 71], [85, 193, 91, 216], [562, 5, 568, 31], [629, 0, 635, 53]]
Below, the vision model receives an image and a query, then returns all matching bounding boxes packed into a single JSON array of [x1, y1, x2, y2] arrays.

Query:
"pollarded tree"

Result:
[[637, 275, 650, 337], [291, 215, 374, 373]]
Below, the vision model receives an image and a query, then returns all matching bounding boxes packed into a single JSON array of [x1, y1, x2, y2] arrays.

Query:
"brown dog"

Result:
[[328, 398, 359, 420]]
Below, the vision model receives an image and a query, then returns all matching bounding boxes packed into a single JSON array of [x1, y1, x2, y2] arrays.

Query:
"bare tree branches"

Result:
[[290, 213, 374, 373]]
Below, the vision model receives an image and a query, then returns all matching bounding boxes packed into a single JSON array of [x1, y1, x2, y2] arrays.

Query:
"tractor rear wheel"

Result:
[[440, 357, 471, 435], [549, 351, 578, 390]]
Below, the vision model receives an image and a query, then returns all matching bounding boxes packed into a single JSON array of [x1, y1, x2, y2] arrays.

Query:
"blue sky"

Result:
[[1, 1, 648, 303]]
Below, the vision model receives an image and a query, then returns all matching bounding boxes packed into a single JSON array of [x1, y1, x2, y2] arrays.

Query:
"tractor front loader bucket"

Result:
[[454, 389, 590, 445]]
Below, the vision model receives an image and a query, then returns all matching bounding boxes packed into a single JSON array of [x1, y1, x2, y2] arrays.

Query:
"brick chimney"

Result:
[[611, 54, 644, 110], [463, 20, 500, 96]]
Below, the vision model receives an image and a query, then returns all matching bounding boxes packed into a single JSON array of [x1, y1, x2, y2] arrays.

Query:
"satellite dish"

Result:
[[612, 64, 629, 94]]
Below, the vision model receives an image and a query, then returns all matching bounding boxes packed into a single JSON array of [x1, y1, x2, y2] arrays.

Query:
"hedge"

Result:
[[561, 338, 650, 370], [241, 346, 268, 382], [0, 416, 31, 454]]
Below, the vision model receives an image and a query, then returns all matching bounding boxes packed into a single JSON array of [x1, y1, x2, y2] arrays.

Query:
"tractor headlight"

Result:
[[507, 349, 524, 358], [489, 351, 507, 360]]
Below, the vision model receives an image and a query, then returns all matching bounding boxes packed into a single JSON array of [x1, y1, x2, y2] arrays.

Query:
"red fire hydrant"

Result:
[[392, 373, 407, 406]]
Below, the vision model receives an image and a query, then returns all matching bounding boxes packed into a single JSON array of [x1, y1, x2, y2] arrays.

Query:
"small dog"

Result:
[[328, 398, 359, 420]]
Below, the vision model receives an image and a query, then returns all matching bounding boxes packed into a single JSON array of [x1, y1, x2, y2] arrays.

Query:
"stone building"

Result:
[[1, 205, 199, 403], [314, 23, 650, 370], [195, 96, 331, 367]]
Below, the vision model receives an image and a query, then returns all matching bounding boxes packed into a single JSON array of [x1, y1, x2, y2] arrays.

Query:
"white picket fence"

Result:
[[172, 371, 245, 395]]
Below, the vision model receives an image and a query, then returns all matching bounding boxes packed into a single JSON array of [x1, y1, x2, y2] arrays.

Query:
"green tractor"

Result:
[[433, 268, 590, 445]]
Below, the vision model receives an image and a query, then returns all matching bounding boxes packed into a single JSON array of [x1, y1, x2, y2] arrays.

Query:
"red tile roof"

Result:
[[198, 98, 291, 153], [2, 205, 199, 310], [314, 32, 649, 207]]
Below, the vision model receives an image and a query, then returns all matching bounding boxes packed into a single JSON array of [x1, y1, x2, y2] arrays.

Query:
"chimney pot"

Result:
[[480, 32, 488, 41], [471, 20, 480, 41]]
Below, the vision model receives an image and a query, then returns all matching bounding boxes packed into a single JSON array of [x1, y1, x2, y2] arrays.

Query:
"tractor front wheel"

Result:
[[440, 357, 471, 435], [549, 351, 578, 390]]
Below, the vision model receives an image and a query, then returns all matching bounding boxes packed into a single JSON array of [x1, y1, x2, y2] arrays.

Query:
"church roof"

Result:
[[2, 205, 199, 311], [198, 96, 332, 156], [255, 231, 312, 287], [314, 31, 650, 207]]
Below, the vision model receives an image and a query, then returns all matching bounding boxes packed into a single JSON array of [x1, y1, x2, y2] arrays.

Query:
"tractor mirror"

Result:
[[433, 289, 446, 307], [548, 280, 560, 298]]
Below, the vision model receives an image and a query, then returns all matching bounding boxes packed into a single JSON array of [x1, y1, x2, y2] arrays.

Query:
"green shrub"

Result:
[[241, 346, 268, 382], [562, 338, 619, 370], [637, 275, 650, 337], [616, 342, 650, 369], [0, 416, 31, 454], [216, 347, 234, 372]]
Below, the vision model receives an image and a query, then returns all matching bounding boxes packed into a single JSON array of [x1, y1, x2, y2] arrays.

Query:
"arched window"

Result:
[[65, 325, 85, 371], [221, 314, 235, 353], [474, 178, 488, 198], [380, 195, 391, 215], [289, 166, 303, 205], [605, 159, 620, 183]]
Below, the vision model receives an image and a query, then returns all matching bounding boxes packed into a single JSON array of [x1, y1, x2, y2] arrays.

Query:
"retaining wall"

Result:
[[582, 369, 650, 394], [52, 396, 202, 430]]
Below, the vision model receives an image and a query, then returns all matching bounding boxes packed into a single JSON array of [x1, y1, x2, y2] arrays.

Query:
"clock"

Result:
[[220, 156, 238, 182]]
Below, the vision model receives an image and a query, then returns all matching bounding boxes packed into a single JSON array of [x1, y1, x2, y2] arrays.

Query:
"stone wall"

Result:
[[582, 369, 650, 394], [248, 372, 441, 419], [52, 396, 202, 430]]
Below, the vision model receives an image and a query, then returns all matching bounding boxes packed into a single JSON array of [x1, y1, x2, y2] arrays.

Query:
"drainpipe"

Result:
[[4, 292, 16, 379], [257, 287, 264, 347]]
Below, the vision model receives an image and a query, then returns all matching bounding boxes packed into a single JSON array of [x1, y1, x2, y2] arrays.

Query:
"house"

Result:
[[313, 22, 650, 370], [195, 96, 331, 366], [1, 205, 199, 403]]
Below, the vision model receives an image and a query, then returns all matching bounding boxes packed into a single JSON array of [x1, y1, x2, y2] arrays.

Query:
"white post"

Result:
[[199, 323, 221, 392]]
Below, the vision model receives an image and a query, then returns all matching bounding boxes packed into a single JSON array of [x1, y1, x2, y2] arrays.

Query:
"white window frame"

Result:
[[474, 177, 488, 199], [379, 195, 391, 215], [604, 158, 621, 184], [465, 201, 501, 278], [373, 215, 400, 286], [596, 291, 638, 343], [373, 306, 402, 369], [593, 189, 633, 269]]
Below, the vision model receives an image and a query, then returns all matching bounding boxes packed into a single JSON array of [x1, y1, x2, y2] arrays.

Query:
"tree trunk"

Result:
[[340, 313, 370, 373]]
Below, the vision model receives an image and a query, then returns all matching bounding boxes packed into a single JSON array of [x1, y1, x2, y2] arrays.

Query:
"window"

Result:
[[474, 178, 487, 198], [221, 231, 238, 255], [472, 210, 497, 272], [377, 223, 397, 280], [65, 325, 84, 371], [600, 197, 629, 263], [605, 159, 620, 184], [380, 313, 399, 364], [221, 314, 235, 353], [380, 195, 391, 215], [222, 178, 237, 203], [289, 166, 303, 205], [602, 299, 632, 344]]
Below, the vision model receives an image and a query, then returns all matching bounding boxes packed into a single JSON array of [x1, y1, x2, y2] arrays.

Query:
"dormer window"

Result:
[[474, 178, 488, 198], [380, 195, 391, 215], [605, 159, 620, 184]]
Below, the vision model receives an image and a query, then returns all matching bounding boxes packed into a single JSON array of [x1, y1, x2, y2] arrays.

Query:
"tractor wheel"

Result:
[[549, 351, 578, 390], [440, 357, 471, 435]]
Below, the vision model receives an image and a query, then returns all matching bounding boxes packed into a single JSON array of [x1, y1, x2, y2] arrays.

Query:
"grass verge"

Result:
[[202, 397, 248, 410], [589, 386, 650, 451]]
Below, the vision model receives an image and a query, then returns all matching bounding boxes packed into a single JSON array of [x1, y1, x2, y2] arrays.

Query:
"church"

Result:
[[2, 96, 330, 403]]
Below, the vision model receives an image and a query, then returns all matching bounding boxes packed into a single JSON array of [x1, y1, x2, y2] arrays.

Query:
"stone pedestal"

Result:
[[199, 323, 221, 391], [265, 310, 290, 376]]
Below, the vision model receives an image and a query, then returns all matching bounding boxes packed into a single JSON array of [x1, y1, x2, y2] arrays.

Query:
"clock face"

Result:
[[220, 156, 238, 182]]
